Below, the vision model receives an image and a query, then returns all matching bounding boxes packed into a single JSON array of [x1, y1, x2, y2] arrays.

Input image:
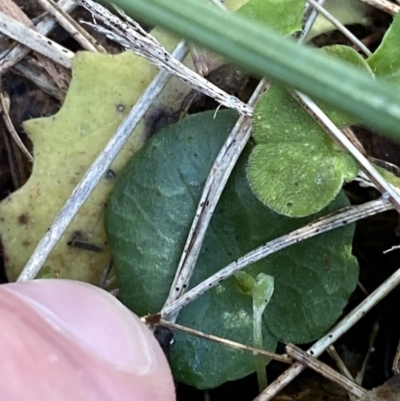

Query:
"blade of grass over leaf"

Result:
[[110, 0, 400, 142]]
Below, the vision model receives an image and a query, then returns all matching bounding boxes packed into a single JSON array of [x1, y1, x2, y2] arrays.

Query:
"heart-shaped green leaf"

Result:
[[248, 45, 372, 217], [248, 84, 359, 217], [105, 110, 358, 389]]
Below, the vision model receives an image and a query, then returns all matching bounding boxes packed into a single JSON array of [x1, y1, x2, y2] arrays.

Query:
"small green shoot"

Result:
[[235, 271, 275, 391]]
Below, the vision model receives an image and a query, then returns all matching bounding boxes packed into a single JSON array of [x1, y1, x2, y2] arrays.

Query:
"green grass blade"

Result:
[[109, 0, 400, 141]]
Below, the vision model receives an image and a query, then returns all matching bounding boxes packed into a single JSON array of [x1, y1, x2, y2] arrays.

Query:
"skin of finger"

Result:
[[0, 279, 175, 401]]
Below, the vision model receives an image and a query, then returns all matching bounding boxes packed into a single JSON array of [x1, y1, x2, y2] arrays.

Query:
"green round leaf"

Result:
[[105, 110, 358, 389], [249, 85, 359, 217], [248, 142, 348, 216]]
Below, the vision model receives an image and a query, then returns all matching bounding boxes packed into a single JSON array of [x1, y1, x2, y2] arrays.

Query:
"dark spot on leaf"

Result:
[[116, 104, 125, 112], [67, 238, 103, 253], [18, 213, 29, 225], [70, 231, 84, 241], [104, 169, 116, 180], [287, 202, 293, 207]]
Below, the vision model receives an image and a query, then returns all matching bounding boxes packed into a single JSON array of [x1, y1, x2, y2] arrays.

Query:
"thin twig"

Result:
[[327, 345, 359, 400], [0, 0, 76, 73], [36, 0, 106, 52], [356, 0, 399, 15], [294, 92, 400, 213], [0, 89, 33, 161], [356, 320, 379, 385], [286, 344, 366, 398], [161, 0, 259, 316], [16, 42, 188, 282], [300, 0, 326, 42], [327, 345, 356, 381], [0, 0, 68, 91], [189, 43, 209, 76], [0, 87, 25, 188], [13, 58, 65, 100], [0, 11, 74, 68], [161, 197, 393, 319], [254, 267, 400, 401], [161, 80, 268, 319], [157, 319, 292, 364], [99, 258, 113, 288], [306, 0, 371, 55], [392, 337, 400, 374], [77, 0, 252, 116]]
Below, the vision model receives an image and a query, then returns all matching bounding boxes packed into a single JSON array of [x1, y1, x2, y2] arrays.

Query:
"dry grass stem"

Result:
[[0, 88, 26, 187], [301, 0, 326, 41], [0, 90, 33, 161], [13, 58, 65, 100], [0, 0, 76, 73], [254, 267, 400, 400], [327, 345, 355, 381], [356, 320, 379, 385], [286, 344, 366, 398], [0, 11, 74, 67], [294, 92, 400, 212], [307, 0, 371, 55], [17, 42, 187, 282], [36, 0, 106, 52], [357, 0, 399, 15], [161, 80, 268, 319], [189, 43, 209, 76], [157, 319, 292, 364], [162, 198, 393, 319], [77, 0, 252, 115], [327, 345, 359, 401], [392, 338, 400, 374], [0, 0, 68, 89]]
